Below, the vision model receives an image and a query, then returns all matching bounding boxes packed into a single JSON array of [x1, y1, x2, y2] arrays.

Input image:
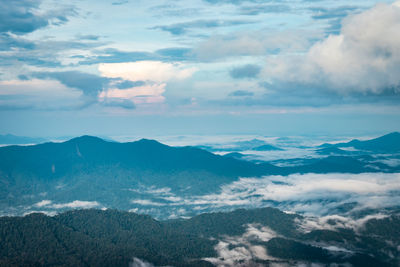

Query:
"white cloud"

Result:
[[298, 213, 390, 233], [131, 199, 166, 206], [98, 61, 196, 82], [23, 210, 58, 216], [266, 1, 400, 93], [204, 224, 278, 266], [99, 83, 166, 104], [34, 200, 52, 207], [51, 200, 100, 209], [177, 172, 400, 216], [98, 61, 196, 106]]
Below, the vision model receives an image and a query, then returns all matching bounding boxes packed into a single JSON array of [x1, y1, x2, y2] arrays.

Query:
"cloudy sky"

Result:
[[0, 0, 399, 137]]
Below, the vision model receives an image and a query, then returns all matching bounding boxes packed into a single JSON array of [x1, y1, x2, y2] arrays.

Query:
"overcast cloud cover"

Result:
[[0, 0, 399, 136]]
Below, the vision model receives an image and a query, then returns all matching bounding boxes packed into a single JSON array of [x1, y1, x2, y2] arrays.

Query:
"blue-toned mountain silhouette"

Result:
[[0, 134, 398, 216], [320, 132, 400, 153]]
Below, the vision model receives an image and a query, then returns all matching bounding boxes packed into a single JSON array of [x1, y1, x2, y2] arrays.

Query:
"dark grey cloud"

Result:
[[115, 80, 145, 89], [155, 47, 194, 61], [0, 33, 35, 51], [29, 71, 139, 109], [0, 0, 75, 35], [101, 98, 136, 109], [0, 71, 138, 110], [229, 90, 254, 97], [240, 4, 291, 15], [33, 71, 109, 97], [152, 19, 255, 35], [230, 64, 261, 79], [207, 79, 400, 110]]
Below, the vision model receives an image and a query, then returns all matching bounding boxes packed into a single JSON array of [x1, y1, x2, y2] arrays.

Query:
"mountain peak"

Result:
[[135, 138, 165, 146], [66, 135, 106, 144]]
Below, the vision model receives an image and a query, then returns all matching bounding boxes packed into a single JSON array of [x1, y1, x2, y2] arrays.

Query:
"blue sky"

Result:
[[0, 0, 399, 137]]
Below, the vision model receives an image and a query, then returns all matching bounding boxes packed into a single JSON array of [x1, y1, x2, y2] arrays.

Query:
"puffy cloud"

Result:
[[204, 224, 277, 265], [266, 1, 400, 94], [99, 61, 196, 105], [99, 83, 165, 105]]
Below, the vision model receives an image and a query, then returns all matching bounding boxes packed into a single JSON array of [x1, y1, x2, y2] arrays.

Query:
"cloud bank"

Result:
[[129, 173, 400, 218], [266, 1, 400, 95]]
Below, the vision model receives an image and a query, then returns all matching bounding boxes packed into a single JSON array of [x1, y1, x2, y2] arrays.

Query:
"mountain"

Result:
[[0, 134, 47, 145], [223, 152, 246, 159], [320, 132, 400, 153], [0, 135, 279, 184], [316, 146, 352, 155], [0, 208, 397, 266], [0, 135, 396, 217], [0, 136, 279, 216]]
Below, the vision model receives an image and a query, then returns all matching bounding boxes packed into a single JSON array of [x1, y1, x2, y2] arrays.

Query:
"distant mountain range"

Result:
[[1, 207, 398, 266], [0, 134, 47, 145], [319, 132, 400, 153], [197, 138, 284, 152], [0, 134, 399, 217]]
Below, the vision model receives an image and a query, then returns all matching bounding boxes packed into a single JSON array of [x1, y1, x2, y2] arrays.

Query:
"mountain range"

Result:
[[319, 132, 400, 153], [1, 134, 399, 217]]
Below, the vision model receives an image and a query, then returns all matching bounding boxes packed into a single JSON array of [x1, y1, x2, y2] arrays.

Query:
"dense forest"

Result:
[[0, 207, 399, 266]]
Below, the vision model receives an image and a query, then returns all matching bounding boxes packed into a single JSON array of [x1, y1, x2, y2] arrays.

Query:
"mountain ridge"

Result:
[[319, 132, 400, 152]]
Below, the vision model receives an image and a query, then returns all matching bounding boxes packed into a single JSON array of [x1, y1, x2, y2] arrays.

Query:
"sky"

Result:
[[0, 0, 400, 137]]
